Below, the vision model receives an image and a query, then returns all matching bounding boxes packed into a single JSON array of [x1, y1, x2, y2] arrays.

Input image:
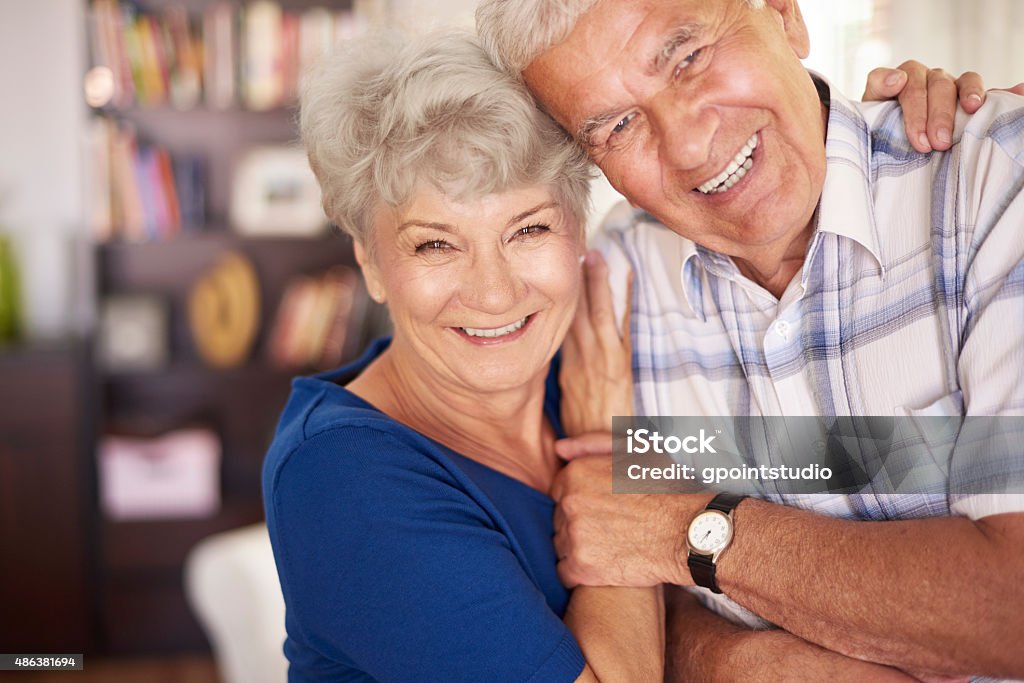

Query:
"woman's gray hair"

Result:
[[299, 30, 594, 245], [477, 0, 766, 77]]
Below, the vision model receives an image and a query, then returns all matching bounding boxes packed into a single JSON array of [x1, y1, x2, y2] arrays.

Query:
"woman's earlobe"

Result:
[[354, 241, 386, 304]]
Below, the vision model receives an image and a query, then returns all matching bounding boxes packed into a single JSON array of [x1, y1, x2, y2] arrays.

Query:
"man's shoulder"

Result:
[[958, 90, 1024, 164], [593, 200, 689, 251], [854, 91, 1024, 164], [595, 200, 652, 236]]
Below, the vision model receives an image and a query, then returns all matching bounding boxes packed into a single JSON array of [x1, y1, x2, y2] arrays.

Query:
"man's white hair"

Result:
[[477, 0, 766, 77]]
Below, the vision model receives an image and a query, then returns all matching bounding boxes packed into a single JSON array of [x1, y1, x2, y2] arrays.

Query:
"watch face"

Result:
[[687, 510, 733, 554]]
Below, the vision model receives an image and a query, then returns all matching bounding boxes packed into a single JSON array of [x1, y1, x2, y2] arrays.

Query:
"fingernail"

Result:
[[917, 133, 931, 151], [578, 254, 586, 265], [967, 93, 983, 105], [884, 71, 903, 87], [938, 127, 951, 146]]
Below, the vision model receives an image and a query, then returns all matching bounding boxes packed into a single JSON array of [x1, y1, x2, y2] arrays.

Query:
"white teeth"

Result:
[[462, 316, 528, 338], [697, 134, 759, 195]]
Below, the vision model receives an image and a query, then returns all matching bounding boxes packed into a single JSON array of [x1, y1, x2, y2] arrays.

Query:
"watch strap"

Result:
[[706, 492, 747, 514], [687, 553, 721, 594]]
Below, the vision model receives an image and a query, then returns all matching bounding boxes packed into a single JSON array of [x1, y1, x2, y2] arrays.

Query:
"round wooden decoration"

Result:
[[188, 251, 261, 368]]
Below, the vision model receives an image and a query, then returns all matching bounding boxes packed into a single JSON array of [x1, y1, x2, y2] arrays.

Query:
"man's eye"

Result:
[[674, 48, 704, 76], [611, 113, 636, 136], [415, 239, 452, 253]]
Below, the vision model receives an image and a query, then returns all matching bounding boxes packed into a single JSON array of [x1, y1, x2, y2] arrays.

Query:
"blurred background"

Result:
[[0, 1, 1020, 681]]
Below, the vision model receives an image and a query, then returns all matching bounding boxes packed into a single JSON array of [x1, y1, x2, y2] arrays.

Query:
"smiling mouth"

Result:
[[696, 133, 758, 195], [460, 315, 531, 339]]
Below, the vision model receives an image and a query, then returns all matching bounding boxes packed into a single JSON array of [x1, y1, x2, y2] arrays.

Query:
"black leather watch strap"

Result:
[[687, 493, 747, 594], [687, 554, 721, 594], [706, 492, 747, 514]]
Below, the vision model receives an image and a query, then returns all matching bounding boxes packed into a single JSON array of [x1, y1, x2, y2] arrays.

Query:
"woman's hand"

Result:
[[559, 250, 633, 437], [862, 61, 1024, 153]]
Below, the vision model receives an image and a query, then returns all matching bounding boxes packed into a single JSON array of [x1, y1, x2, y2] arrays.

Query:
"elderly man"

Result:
[[477, 0, 1024, 680]]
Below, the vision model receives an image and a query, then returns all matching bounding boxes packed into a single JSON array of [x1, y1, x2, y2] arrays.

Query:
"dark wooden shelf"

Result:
[[0, 342, 99, 653], [80, 0, 362, 656], [102, 499, 264, 573]]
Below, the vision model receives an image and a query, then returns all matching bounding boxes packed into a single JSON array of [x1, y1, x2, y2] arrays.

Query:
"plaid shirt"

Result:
[[596, 83, 1024, 635]]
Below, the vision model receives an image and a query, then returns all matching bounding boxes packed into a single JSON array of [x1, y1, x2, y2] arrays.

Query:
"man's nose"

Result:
[[460, 251, 523, 314], [650, 90, 716, 173]]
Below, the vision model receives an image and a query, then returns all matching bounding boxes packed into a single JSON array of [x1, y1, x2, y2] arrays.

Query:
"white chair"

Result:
[[184, 524, 288, 683]]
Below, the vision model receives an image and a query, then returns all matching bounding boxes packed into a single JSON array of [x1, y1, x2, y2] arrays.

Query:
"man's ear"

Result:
[[764, 0, 810, 59], [354, 240, 386, 304]]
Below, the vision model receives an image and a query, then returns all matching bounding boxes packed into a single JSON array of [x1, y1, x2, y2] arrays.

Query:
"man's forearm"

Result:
[[711, 503, 1024, 677], [665, 587, 916, 682], [566, 586, 664, 681]]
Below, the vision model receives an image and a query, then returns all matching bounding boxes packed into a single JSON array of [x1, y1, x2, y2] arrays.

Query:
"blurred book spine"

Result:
[[86, 0, 368, 112], [267, 266, 364, 370], [85, 115, 205, 242]]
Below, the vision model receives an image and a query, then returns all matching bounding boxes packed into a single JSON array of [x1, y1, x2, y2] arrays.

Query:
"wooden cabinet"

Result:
[[0, 344, 97, 653]]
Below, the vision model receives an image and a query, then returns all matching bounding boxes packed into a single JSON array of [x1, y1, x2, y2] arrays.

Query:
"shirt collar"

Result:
[[813, 74, 886, 275]]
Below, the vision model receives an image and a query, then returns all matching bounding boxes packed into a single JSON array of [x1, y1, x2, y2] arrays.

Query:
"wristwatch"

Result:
[[686, 493, 747, 594]]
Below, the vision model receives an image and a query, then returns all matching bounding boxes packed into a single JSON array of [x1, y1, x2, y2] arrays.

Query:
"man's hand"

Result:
[[862, 61, 1024, 153], [550, 452, 708, 587]]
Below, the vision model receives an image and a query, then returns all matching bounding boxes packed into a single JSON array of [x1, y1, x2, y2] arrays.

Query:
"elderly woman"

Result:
[[262, 31, 651, 683]]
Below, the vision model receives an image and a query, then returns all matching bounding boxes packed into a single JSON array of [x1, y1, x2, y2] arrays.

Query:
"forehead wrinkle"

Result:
[[645, 23, 701, 77]]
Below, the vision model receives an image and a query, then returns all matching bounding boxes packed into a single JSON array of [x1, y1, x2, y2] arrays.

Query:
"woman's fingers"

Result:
[[923, 67, 957, 150], [861, 66, 908, 102], [863, 60, 960, 153], [584, 250, 620, 349], [955, 71, 986, 113], [555, 432, 615, 461], [621, 270, 634, 351]]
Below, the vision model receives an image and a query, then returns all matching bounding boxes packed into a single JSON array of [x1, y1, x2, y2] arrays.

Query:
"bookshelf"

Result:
[[81, 0, 381, 655]]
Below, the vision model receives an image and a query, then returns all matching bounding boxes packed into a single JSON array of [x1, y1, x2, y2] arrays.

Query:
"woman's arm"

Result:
[[569, 586, 664, 682], [558, 252, 663, 682]]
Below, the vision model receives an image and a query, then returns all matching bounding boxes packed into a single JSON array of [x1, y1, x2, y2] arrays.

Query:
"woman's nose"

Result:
[[460, 252, 523, 314]]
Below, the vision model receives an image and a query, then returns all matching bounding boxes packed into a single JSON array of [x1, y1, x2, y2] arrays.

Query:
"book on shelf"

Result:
[[267, 266, 364, 370], [87, 0, 370, 112], [85, 115, 206, 242]]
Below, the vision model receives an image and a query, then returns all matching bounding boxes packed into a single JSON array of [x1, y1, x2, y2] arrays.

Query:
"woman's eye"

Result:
[[513, 224, 550, 239], [415, 239, 452, 253]]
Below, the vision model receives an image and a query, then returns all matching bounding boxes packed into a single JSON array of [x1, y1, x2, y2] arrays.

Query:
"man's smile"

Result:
[[696, 133, 758, 194]]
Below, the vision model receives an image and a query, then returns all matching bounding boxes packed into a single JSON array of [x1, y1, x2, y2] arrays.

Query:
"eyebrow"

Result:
[[578, 112, 620, 149], [646, 24, 701, 77], [508, 201, 559, 226], [576, 23, 703, 149], [395, 201, 559, 234], [395, 220, 456, 234]]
